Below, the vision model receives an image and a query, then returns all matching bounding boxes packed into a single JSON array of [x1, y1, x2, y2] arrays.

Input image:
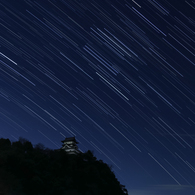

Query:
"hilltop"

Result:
[[0, 137, 128, 195]]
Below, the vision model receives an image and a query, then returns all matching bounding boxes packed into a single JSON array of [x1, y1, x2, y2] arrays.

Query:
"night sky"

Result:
[[0, 0, 195, 194]]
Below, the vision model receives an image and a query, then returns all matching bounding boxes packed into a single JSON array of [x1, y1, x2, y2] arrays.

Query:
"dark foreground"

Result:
[[0, 138, 128, 195]]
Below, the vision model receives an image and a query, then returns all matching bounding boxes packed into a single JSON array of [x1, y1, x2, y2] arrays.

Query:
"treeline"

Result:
[[0, 137, 128, 195]]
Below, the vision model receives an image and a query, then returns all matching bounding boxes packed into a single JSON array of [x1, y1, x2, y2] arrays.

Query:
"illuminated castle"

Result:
[[61, 137, 81, 155]]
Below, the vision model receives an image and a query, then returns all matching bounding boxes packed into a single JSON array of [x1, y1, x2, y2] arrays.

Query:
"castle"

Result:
[[61, 137, 82, 155]]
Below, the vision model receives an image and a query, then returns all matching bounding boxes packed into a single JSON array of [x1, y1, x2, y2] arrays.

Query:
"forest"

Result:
[[0, 137, 128, 195]]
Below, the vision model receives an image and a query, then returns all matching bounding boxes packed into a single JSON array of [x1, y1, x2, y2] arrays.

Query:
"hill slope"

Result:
[[0, 138, 128, 195]]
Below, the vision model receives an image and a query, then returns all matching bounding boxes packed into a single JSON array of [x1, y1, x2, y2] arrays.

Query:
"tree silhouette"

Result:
[[0, 137, 128, 195]]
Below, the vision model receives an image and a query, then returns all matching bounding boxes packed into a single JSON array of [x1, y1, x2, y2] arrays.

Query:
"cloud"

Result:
[[152, 184, 193, 190], [127, 185, 195, 195], [126, 189, 153, 195]]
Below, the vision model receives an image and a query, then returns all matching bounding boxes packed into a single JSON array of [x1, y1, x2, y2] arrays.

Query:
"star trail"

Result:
[[0, 0, 195, 194]]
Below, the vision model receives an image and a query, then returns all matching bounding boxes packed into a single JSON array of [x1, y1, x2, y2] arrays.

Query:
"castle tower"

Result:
[[61, 137, 81, 155]]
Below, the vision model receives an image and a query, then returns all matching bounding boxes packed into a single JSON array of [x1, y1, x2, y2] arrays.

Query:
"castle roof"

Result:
[[61, 137, 78, 144]]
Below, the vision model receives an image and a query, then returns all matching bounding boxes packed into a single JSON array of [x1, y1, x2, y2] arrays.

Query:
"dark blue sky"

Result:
[[0, 0, 195, 194]]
